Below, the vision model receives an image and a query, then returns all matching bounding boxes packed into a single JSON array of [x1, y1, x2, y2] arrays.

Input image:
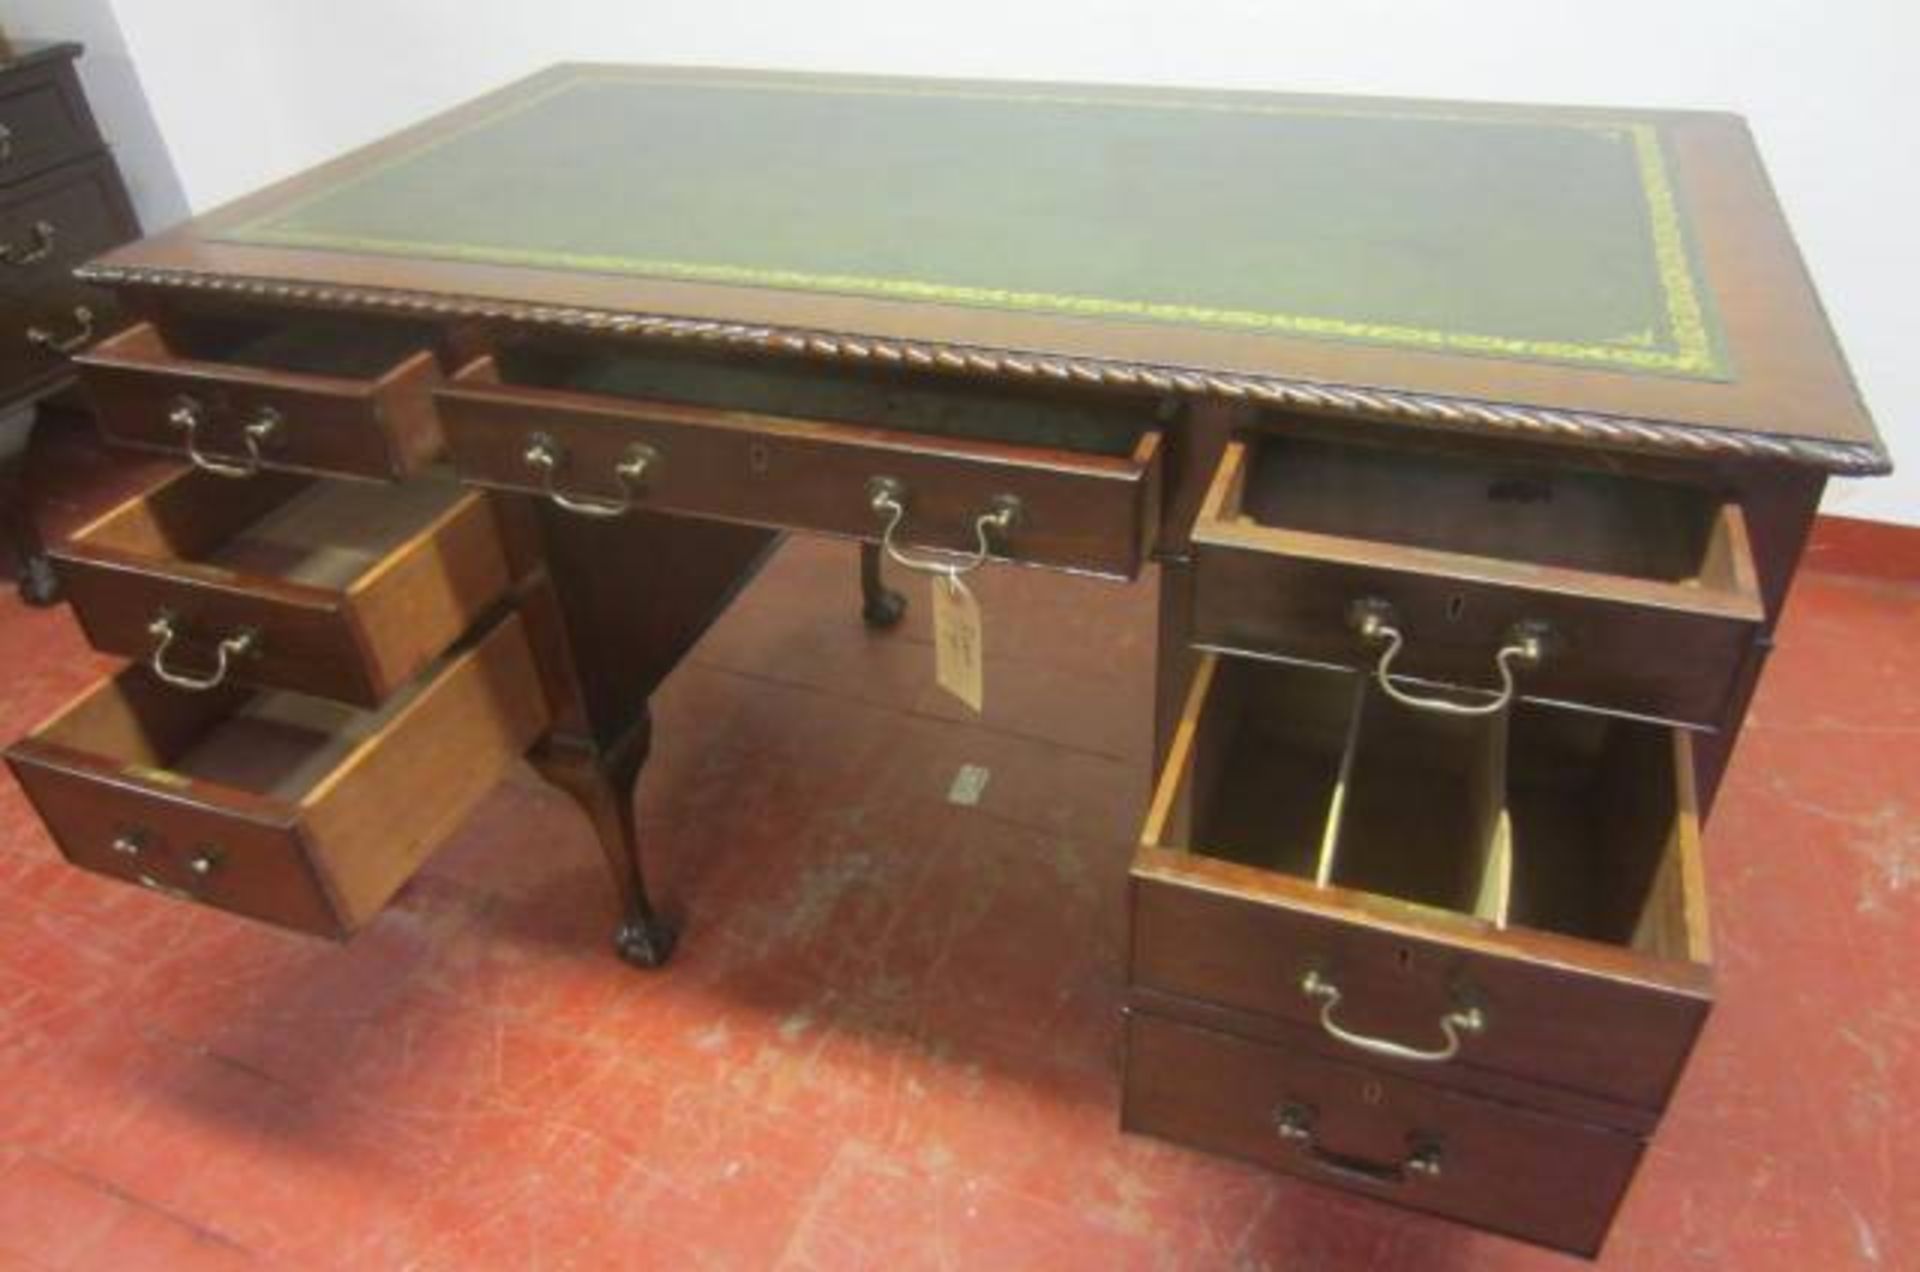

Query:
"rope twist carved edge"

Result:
[[79, 263, 1889, 476]]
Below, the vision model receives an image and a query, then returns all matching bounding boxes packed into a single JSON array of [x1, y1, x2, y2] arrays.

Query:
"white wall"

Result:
[[43, 1, 1920, 520]]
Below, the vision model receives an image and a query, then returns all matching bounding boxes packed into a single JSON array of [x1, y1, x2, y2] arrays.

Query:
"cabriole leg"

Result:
[[533, 724, 675, 967], [860, 539, 906, 629]]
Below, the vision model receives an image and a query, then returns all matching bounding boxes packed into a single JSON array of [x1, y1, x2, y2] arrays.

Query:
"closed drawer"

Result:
[[0, 56, 100, 180], [0, 154, 136, 296], [55, 468, 513, 707], [4, 611, 550, 938], [77, 319, 447, 480], [1131, 653, 1712, 1113], [1123, 1010, 1643, 1256], [0, 282, 122, 395], [1192, 435, 1764, 727], [437, 349, 1164, 578]]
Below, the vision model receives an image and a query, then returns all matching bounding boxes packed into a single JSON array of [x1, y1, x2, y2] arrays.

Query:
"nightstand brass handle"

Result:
[[147, 613, 258, 691], [1300, 969, 1484, 1063], [522, 431, 657, 518], [1274, 1103, 1443, 1186], [25, 305, 95, 355], [867, 477, 1021, 579], [0, 219, 56, 265], [1349, 598, 1547, 718], [167, 396, 281, 479]]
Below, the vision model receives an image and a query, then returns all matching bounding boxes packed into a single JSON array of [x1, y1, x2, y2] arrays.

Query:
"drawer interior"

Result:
[[493, 339, 1161, 457], [1505, 708, 1694, 954], [1153, 655, 1701, 962], [72, 469, 478, 591], [1226, 433, 1747, 589], [1178, 659, 1355, 880], [145, 312, 437, 380], [1333, 689, 1509, 919], [34, 642, 460, 808]]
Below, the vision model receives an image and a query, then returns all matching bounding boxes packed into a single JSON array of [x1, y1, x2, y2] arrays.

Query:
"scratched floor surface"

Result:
[[0, 418, 1914, 1269]]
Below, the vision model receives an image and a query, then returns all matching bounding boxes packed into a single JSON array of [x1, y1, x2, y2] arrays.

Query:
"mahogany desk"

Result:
[[3, 66, 1887, 1254]]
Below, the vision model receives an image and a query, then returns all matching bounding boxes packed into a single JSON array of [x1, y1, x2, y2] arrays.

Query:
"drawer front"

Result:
[[7, 744, 342, 937], [55, 474, 516, 707], [1130, 862, 1709, 1112], [1123, 1011, 1642, 1256], [0, 282, 121, 397], [437, 362, 1163, 578], [1192, 540, 1756, 727], [58, 559, 384, 705], [1191, 439, 1764, 728], [0, 60, 100, 180], [0, 155, 136, 297], [78, 323, 446, 481]]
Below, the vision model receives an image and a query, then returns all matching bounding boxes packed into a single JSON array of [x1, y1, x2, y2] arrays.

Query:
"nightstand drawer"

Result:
[[1191, 435, 1764, 727], [1123, 1010, 1643, 1256], [55, 468, 513, 707], [0, 57, 100, 180], [0, 282, 121, 394], [5, 611, 550, 938], [77, 319, 447, 480], [1131, 653, 1712, 1113], [0, 155, 135, 296], [436, 350, 1163, 579]]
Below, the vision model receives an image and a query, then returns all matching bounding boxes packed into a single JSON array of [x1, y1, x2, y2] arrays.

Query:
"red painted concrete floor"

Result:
[[1, 418, 1915, 1269]]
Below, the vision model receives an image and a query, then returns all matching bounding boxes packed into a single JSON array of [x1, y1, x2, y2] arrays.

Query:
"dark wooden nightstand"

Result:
[[0, 39, 138, 604]]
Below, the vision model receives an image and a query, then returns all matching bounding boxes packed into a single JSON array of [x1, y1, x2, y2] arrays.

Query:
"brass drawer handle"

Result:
[[1301, 969, 1484, 1063], [136, 874, 195, 901], [867, 477, 1022, 579], [0, 123, 13, 163], [0, 219, 56, 266], [1275, 1103, 1443, 1186], [167, 395, 281, 479], [136, 850, 222, 901], [110, 827, 221, 899], [147, 612, 259, 691], [1349, 598, 1548, 718], [25, 305, 95, 355], [523, 431, 658, 518]]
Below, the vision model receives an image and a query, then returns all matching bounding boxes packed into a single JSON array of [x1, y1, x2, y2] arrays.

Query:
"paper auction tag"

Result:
[[931, 571, 984, 713]]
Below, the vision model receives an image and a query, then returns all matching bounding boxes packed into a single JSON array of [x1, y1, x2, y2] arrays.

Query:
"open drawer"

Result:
[[76, 318, 447, 480], [434, 347, 1164, 578], [1131, 653, 1713, 1114], [54, 469, 513, 708], [4, 611, 550, 938], [1191, 434, 1764, 727]]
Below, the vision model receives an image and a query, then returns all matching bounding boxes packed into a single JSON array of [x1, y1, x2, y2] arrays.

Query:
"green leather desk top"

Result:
[[216, 71, 1723, 381], [88, 65, 1886, 473]]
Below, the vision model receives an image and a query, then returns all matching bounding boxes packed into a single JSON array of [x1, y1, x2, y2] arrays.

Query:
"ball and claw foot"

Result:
[[862, 585, 906, 629], [613, 910, 678, 969], [18, 555, 60, 607]]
